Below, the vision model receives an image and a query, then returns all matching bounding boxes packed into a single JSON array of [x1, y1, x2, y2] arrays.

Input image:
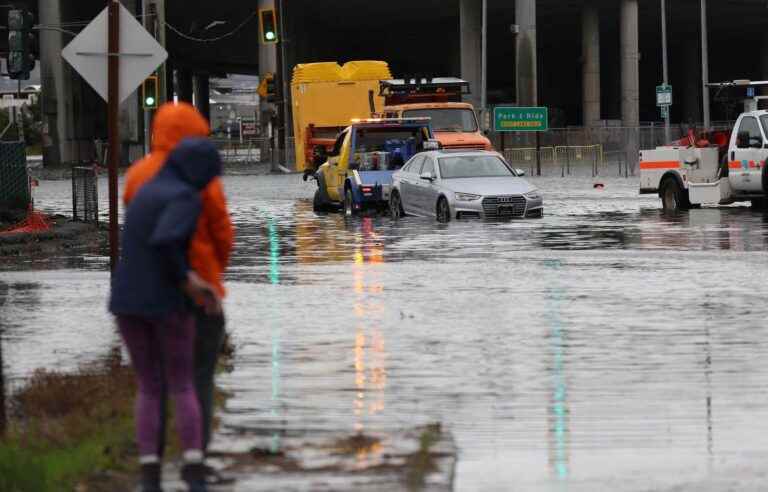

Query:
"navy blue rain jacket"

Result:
[[109, 138, 222, 317]]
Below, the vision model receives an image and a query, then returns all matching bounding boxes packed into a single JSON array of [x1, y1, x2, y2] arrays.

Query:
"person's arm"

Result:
[[150, 193, 202, 283], [202, 177, 234, 268], [151, 193, 221, 313]]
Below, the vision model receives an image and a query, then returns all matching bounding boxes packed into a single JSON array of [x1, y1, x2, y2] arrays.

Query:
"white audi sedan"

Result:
[[389, 150, 543, 222]]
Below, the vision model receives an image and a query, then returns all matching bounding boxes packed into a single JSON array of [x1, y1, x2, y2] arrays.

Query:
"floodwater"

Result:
[[3, 174, 768, 491]]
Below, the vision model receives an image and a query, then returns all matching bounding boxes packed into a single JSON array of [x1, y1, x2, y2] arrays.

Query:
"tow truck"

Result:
[[312, 118, 437, 215], [378, 78, 493, 151], [640, 80, 768, 210]]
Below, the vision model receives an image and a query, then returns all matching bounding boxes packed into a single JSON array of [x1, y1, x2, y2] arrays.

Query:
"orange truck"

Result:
[[378, 78, 493, 151]]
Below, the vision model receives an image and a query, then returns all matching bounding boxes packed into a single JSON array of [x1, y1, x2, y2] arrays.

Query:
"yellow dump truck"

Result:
[[291, 61, 392, 172]]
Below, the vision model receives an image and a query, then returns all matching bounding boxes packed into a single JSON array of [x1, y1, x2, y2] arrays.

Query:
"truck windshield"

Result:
[[403, 108, 478, 132], [438, 155, 513, 179], [351, 126, 428, 171], [761, 115, 768, 139]]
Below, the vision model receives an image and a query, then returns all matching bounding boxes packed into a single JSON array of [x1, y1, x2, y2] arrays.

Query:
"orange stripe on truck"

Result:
[[639, 160, 680, 170]]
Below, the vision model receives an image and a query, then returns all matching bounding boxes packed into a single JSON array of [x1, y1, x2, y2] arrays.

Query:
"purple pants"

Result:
[[117, 312, 202, 457]]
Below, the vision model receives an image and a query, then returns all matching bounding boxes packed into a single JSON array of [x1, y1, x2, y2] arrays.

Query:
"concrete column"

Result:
[[177, 68, 193, 103], [460, 0, 482, 109], [582, 3, 601, 126], [194, 74, 211, 123], [516, 0, 537, 106], [39, 0, 68, 166], [165, 63, 175, 102], [620, 0, 639, 169]]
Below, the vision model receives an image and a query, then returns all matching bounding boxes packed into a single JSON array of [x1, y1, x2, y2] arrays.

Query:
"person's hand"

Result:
[[183, 271, 222, 315]]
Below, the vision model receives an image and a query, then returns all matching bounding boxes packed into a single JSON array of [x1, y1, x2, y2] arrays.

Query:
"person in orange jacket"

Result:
[[124, 102, 234, 485]]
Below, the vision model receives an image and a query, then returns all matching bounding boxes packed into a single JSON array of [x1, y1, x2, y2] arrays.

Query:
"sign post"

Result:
[[494, 106, 549, 176], [656, 84, 673, 127], [62, 2, 168, 272], [107, 1, 119, 272]]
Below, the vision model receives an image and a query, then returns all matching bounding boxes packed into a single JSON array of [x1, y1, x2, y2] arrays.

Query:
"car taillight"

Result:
[[361, 186, 373, 193]]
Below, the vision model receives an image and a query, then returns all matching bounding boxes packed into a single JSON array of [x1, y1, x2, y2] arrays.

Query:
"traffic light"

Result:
[[8, 9, 35, 80], [142, 75, 159, 110], [259, 8, 278, 44], [264, 73, 278, 104]]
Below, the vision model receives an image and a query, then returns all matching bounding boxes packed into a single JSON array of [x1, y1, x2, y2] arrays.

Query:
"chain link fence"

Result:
[[72, 166, 98, 223], [0, 142, 29, 210]]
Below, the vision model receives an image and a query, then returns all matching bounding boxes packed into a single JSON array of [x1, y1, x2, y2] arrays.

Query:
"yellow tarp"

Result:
[[292, 60, 391, 84]]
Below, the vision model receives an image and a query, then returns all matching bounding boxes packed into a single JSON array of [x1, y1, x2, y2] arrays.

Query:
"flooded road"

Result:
[[3, 174, 768, 491]]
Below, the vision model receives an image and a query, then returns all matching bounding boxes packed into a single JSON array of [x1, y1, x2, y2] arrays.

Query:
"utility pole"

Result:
[[701, 0, 711, 130], [480, 0, 487, 127], [107, 0, 120, 271], [274, 0, 286, 171], [278, 0, 291, 157], [142, 0, 153, 154], [661, 0, 671, 143]]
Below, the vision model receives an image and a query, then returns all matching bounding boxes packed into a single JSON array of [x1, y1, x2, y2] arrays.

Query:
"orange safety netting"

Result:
[[0, 207, 50, 235]]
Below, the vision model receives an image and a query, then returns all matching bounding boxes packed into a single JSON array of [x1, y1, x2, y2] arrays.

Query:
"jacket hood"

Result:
[[164, 138, 222, 190], [151, 102, 210, 152]]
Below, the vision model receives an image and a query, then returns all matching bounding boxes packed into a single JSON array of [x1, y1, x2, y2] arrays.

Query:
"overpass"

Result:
[[28, 0, 768, 166]]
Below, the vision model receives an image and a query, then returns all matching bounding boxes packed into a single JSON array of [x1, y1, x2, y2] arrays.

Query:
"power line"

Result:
[[164, 13, 258, 43]]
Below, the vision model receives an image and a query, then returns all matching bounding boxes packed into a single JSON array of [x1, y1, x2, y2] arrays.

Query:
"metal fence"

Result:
[[0, 141, 29, 210], [72, 166, 98, 223], [212, 138, 268, 164], [504, 145, 613, 177]]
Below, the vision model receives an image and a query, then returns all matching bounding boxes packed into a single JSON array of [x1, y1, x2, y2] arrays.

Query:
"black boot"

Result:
[[181, 462, 208, 492], [139, 463, 162, 492]]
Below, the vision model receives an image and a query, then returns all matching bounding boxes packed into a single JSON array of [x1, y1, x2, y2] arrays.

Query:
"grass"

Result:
[[404, 424, 442, 491], [0, 348, 138, 492], [0, 340, 236, 492]]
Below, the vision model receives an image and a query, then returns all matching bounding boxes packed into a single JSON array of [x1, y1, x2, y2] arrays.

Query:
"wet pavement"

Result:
[[3, 174, 768, 491]]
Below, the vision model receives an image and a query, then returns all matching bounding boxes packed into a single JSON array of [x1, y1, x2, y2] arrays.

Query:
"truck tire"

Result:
[[389, 190, 405, 219], [344, 187, 356, 217], [313, 174, 336, 212], [660, 177, 691, 212], [313, 189, 329, 212]]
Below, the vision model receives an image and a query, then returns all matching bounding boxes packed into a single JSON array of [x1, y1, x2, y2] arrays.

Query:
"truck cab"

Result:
[[726, 110, 768, 196], [379, 78, 493, 152], [313, 119, 436, 214]]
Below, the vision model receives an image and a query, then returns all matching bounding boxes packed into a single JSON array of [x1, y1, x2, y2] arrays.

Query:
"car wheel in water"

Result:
[[344, 188, 355, 217], [389, 191, 404, 219], [436, 197, 451, 223], [313, 189, 328, 213], [660, 177, 690, 212]]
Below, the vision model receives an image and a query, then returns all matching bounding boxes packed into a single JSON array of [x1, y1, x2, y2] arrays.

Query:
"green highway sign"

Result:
[[656, 84, 673, 107], [494, 106, 549, 132]]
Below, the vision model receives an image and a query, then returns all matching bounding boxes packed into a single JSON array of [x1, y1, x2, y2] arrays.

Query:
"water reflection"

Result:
[[545, 260, 569, 481], [351, 217, 387, 467], [267, 217, 284, 453]]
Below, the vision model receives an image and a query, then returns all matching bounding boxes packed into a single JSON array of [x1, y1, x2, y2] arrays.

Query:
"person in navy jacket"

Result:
[[110, 138, 222, 492]]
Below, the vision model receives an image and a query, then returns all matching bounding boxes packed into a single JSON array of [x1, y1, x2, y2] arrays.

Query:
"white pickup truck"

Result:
[[640, 110, 768, 210]]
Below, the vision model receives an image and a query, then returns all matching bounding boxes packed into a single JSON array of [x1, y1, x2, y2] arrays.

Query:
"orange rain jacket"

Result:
[[124, 102, 233, 298]]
